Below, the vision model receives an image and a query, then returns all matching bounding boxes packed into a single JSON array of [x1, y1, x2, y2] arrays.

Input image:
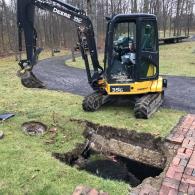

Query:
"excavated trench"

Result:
[[53, 121, 172, 188]]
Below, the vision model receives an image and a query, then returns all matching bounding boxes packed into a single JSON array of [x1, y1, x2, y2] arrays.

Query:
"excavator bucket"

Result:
[[17, 47, 45, 89], [17, 70, 45, 89], [17, 63, 45, 89]]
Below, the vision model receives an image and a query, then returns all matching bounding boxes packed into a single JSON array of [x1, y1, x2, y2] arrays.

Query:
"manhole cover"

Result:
[[22, 121, 47, 136]]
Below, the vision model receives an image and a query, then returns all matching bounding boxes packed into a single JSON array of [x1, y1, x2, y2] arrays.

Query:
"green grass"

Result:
[[0, 52, 184, 194], [66, 41, 195, 77], [158, 30, 189, 38], [160, 42, 195, 76]]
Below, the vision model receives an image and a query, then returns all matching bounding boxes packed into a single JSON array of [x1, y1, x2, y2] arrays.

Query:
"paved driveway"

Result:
[[33, 56, 195, 113]]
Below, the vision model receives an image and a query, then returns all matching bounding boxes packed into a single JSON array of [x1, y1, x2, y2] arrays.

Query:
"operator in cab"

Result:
[[109, 21, 136, 83]]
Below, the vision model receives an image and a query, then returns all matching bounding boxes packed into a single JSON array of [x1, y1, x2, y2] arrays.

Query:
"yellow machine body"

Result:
[[104, 77, 163, 95]]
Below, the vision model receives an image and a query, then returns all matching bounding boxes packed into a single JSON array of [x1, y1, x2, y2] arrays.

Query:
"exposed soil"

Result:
[[83, 121, 163, 151], [52, 121, 175, 190], [53, 144, 164, 187], [33, 56, 195, 113]]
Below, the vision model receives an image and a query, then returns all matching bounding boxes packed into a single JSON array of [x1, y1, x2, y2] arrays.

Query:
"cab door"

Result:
[[138, 19, 159, 80]]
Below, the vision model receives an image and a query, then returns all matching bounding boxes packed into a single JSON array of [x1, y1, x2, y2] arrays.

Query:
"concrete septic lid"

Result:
[[22, 121, 47, 136]]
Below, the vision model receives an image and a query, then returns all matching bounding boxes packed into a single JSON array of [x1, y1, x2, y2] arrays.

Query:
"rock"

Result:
[[0, 131, 4, 139], [49, 127, 57, 133], [72, 185, 108, 195]]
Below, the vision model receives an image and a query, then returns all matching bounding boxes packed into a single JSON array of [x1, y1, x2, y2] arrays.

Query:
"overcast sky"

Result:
[[5, 0, 11, 5]]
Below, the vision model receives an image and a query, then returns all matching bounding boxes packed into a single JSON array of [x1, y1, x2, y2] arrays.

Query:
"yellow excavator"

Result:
[[17, 0, 167, 119]]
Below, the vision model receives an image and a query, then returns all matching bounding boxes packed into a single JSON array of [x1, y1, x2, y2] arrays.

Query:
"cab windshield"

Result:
[[107, 21, 136, 84]]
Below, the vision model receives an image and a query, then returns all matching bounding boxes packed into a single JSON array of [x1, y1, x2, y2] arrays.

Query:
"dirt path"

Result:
[[33, 56, 195, 114]]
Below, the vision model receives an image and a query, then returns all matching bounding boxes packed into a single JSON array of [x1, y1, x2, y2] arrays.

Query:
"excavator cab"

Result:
[[95, 14, 166, 118], [105, 14, 159, 85], [16, 0, 167, 119]]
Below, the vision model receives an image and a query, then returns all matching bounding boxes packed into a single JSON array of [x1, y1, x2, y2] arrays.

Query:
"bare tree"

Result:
[[0, 0, 195, 56]]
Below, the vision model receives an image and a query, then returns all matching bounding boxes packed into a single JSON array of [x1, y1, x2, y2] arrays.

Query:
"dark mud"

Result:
[[53, 144, 164, 187]]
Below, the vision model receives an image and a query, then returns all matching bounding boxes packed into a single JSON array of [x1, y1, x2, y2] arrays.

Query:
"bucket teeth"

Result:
[[17, 70, 45, 88]]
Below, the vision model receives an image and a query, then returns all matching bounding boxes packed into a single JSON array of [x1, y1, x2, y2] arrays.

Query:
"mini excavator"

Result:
[[17, 0, 167, 119]]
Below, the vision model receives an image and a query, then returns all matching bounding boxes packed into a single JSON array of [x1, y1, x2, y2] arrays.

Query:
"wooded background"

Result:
[[0, 0, 195, 56]]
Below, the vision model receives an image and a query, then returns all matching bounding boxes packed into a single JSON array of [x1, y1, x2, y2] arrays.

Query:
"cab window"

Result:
[[140, 20, 158, 79], [107, 21, 136, 83]]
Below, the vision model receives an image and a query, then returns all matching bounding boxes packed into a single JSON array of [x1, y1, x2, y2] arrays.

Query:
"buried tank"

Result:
[[83, 122, 166, 169], [53, 122, 169, 187]]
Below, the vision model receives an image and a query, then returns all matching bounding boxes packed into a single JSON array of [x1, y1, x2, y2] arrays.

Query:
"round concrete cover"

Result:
[[22, 121, 47, 136]]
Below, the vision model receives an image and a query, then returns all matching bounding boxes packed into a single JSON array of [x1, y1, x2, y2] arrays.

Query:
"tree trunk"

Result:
[[174, 0, 181, 36], [86, 0, 98, 44], [71, 48, 76, 62]]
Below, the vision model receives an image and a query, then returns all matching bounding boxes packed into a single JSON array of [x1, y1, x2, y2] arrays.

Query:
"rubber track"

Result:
[[134, 93, 163, 119], [82, 92, 103, 112]]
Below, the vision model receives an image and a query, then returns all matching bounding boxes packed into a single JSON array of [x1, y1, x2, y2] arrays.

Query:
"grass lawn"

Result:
[[160, 42, 195, 76], [0, 51, 184, 194], [66, 41, 195, 77]]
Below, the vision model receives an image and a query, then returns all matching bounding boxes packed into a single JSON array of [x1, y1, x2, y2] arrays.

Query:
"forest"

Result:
[[0, 0, 195, 56]]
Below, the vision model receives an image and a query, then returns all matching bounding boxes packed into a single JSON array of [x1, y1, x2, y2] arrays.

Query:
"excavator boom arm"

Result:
[[17, 0, 103, 88]]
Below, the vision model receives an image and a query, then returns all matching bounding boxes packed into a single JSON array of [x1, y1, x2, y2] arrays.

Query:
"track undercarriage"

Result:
[[82, 92, 164, 119], [134, 92, 164, 119], [82, 92, 111, 112]]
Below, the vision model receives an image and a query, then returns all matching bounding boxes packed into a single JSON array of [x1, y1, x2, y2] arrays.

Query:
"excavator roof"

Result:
[[112, 13, 157, 21]]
